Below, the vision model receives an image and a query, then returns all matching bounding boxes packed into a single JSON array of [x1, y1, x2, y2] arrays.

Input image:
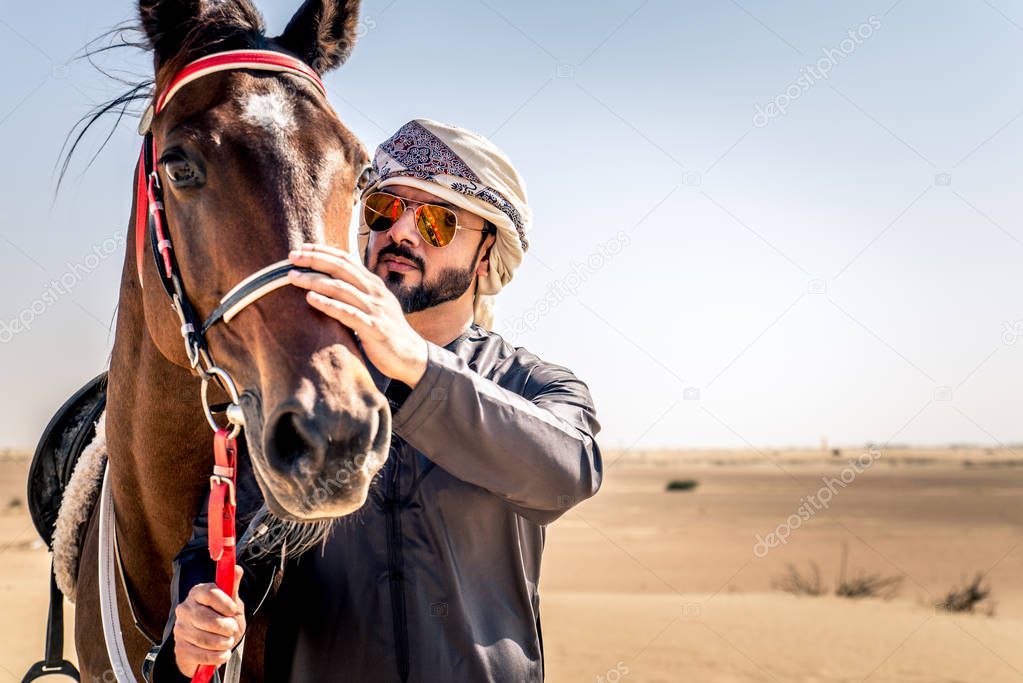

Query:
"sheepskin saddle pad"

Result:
[[27, 372, 107, 601]]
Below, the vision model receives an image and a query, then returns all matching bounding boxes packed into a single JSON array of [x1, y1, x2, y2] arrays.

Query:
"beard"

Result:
[[387, 263, 476, 314], [367, 238, 485, 314]]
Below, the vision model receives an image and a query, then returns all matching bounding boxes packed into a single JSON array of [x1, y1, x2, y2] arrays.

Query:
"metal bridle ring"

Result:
[[200, 366, 244, 438]]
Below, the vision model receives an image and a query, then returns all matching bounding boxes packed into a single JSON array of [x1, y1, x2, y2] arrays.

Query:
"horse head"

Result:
[[136, 0, 389, 522]]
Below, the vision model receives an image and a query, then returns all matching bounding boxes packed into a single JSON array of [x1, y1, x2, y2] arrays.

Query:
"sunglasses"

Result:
[[360, 191, 491, 248]]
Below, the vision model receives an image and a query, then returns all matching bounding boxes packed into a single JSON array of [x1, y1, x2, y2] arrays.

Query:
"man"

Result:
[[149, 119, 602, 682]]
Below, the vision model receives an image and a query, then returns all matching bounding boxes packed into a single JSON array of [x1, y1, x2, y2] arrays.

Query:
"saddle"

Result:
[[27, 372, 107, 550], [23, 371, 107, 682]]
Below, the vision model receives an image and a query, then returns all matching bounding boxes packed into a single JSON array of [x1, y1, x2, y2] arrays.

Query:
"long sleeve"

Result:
[[389, 340, 603, 525]]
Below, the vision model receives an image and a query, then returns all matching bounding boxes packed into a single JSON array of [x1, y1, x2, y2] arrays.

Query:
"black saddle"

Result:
[[26, 372, 107, 550], [23, 371, 107, 682]]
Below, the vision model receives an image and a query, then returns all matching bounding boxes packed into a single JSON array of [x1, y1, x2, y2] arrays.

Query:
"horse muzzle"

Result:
[[240, 387, 391, 521]]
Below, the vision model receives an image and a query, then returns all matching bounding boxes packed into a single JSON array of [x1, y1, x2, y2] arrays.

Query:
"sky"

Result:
[[0, 0, 1021, 452]]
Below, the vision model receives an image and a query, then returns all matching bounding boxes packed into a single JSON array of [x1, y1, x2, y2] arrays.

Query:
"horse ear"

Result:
[[139, 0, 264, 66], [275, 0, 362, 73], [138, 0, 204, 64]]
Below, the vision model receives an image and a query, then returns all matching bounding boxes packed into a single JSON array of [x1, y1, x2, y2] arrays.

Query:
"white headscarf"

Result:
[[359, 119, 531, 330]]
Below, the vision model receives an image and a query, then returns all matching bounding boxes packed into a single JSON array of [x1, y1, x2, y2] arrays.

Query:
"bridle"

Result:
[[135, 48, 331, 435], [107, 49, 342, 683]]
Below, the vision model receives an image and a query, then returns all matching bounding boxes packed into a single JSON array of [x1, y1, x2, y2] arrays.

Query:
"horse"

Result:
[[67, 0, 388, 680]]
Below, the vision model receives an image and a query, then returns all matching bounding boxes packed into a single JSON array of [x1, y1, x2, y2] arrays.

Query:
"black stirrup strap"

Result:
[[21, 562, 80, 681]]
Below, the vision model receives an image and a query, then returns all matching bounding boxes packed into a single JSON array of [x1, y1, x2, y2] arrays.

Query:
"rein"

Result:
[[103, 49, 331, 683]]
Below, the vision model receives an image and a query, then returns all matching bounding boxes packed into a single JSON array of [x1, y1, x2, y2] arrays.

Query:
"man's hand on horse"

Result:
[[173, 565, 246, 677], [288, 243, 429, 388]]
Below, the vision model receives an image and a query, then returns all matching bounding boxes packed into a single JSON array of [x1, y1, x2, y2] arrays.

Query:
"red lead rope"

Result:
[[192, 429, 239, 683]]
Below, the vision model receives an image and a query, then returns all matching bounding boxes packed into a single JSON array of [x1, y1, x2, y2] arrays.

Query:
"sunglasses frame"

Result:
[[359, 190, 492, 248]]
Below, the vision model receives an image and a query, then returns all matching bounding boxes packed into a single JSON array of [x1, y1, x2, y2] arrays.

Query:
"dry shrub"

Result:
[[773, 561, 824, 596], [774, 544, 903, 600], [937, 573, 994, 615], [835, 572, 902, 599]]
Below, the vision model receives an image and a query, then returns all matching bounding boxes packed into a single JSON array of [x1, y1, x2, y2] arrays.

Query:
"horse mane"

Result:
[[58, 3, 269, 191]]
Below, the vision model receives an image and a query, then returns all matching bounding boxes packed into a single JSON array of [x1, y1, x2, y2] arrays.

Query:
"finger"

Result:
[[299, 242, 347, 258], [175, 641, 232, 669], [306, 291, 375, 332], [193, 586, 241, 617], [180, 603, 242, 638], [292, 243, 381, 290], [175, 656, 199, 678], [286, 269, 319, 289], [176, 620, 236, 650], [287, 247, 346, 279], [290, 248, 373, 291], [299, 243, 366, 268], [288, 272, 370, 313], [232, 566, 247, 615]]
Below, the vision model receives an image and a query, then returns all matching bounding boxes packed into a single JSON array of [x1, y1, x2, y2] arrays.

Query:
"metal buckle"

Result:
[[138, 103, 154, 135], [201, 366, 243, 438], [209, 475, 237, 506]]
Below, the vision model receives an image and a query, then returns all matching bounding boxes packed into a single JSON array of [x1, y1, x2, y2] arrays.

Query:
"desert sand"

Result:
[[2, 447, 1021, 682]]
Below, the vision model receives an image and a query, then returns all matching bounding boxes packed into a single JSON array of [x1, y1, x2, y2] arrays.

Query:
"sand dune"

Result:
[[2, 449, 1021, 682], [545, 592, 1023, 682]]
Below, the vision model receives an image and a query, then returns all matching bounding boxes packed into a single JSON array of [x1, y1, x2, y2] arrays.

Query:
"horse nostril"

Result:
[[264, 393, 391, 486], [371, 402, 392, 463], [268, 411, 325, 476]]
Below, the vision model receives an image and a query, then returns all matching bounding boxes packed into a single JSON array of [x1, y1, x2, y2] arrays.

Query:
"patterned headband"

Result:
[[368, 120, 529, 253]]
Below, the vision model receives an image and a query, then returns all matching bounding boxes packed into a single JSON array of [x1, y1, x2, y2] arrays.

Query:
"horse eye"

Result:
[[356, 165, 376, 192], [162, 153, 201, 187]]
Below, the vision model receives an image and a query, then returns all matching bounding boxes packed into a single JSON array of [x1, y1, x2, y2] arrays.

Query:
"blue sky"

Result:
[[1, 0, 1021, 451]]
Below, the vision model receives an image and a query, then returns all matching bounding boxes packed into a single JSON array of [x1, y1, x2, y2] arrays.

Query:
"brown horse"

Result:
[[72, 0, 387, 679]]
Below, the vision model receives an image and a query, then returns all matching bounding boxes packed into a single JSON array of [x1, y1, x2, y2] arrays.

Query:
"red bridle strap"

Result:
[[193, 428, 239, 683], [134, 146, 148, 285], [155, 49, 325, 114], [134, 50, 327, 287]]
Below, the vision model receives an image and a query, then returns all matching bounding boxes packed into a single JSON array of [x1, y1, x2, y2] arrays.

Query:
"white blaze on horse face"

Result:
[[238, 87, 331, 247], [241, 91, 296, 135]]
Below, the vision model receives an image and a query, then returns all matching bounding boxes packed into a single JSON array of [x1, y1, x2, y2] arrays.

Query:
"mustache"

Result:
[[378, 243, 424, 270]]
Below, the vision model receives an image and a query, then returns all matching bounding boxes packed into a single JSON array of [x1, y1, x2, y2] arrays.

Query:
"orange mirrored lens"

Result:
[[363, 192, 460, 247], [416, 205, 458, 247], [363, 192, 400, 232]]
